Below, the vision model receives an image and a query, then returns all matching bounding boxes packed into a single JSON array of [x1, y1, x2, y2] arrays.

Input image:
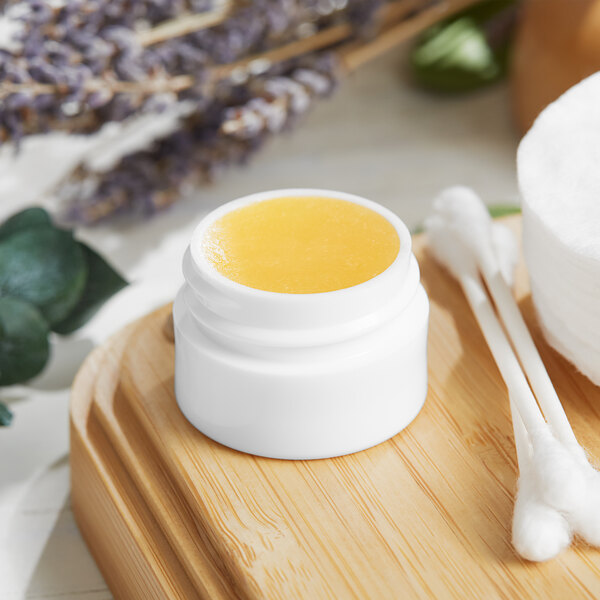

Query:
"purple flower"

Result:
[[59, 55, 339, 224]]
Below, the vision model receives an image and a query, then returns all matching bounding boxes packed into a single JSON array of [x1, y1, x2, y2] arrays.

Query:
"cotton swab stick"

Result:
[[426, 218, 542, 430], [433, 187, 579, 450], [425, 216, 586, 510], [510, 395, 572, 562], [493, 224, 595, 551]]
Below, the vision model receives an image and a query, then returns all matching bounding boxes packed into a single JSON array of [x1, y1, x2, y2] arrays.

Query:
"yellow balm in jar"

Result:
[[175, 189, 429, 459], [202, 196, 401, 293]]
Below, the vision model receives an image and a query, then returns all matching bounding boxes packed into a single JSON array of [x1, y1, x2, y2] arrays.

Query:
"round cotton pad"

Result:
[[519, 72, 600, 268], [518, 72, 600, 385], [531, 279, 600, 386]]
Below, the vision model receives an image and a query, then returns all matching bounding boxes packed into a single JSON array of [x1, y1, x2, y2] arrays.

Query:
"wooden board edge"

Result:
[[88, 314, 243, 599], [70, 326, 201, 600]]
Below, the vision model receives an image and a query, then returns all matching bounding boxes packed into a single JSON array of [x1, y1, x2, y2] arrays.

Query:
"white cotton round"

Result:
[[518, 73, 600, 384], [527, 242, 600, 337], [512, 473, 572, 562], [530, 279, 600, 387], [518, 73, 600, 266], [529, 428, 588, 513]]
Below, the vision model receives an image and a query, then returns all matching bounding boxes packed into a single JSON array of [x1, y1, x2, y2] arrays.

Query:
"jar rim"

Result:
[[189, 188, 413, 299]]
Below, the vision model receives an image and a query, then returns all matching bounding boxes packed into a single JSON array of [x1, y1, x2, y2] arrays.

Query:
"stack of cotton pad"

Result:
[[518, 72, 600, 386]]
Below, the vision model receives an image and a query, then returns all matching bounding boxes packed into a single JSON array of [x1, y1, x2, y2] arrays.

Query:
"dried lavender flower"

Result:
[[58, 55, 339, 224], [0, 0, 383, 144]]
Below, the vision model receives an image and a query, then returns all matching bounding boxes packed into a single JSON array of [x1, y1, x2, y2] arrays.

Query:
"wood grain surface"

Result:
[[70, 217, 600, 599]]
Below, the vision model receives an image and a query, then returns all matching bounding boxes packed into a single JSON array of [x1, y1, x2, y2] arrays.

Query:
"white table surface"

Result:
[[0, 52, 519, 600]]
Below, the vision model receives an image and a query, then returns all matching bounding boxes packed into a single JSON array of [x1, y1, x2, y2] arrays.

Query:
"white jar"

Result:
[[173, 189, 429, 459]]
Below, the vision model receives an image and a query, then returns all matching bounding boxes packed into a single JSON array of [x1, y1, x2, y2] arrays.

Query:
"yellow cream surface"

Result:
[[202, 196, 400, 293]]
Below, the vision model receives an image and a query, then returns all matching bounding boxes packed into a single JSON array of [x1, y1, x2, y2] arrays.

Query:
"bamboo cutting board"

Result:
[[70, 217, 600, 600]]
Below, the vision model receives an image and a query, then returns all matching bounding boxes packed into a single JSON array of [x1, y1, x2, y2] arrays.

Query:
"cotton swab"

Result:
[[430, 186, 600, 550], [438, 187, 600, 547], [493, 224, 569, 558], [498, 246, 600, 549], [491, 221, 519, 289], [424, 215, 586, 511], [433, 187, 580, 450], [431, 188, 600, 523], [510, 395, 572, 562]]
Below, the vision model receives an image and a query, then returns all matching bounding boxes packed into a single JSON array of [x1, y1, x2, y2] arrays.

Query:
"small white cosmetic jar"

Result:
[[173, 189, 429, 459]]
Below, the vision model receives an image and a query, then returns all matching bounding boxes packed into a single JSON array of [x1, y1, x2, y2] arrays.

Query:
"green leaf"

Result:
[[53, 243, 127, 335], [0, 207, 53, 241], [411, 18, 500, 93], [0, 402, 13, 426], [0, 228, 87, 326], [411, 203, 521, 234], [410, 0, 516, 94], [0, 296, 50, 386], [489, 204, 521, 219]]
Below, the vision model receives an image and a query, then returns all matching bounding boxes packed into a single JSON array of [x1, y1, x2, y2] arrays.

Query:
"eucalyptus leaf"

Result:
[[0, 296, 50, 386], [0, 228, 87, 326], [0, 402, 13, 426], [410, 0, 516, 94], [412, 19, 500, 93], [53, 243, 127, 335], [0, 207, 52, 241]]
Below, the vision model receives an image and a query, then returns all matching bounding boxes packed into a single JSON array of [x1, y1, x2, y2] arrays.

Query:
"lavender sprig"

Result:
[[59, 55, 339, 224], [0, 0, 382, 143]]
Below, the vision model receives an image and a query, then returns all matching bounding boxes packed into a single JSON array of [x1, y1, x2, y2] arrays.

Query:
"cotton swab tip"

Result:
[[565, 464, 600, 546], [433, 186, 490, 224], [530, 430, 588, 512], [432, 186, 493, 248], [424, 213, 478, 281], [491, 222, 519, 288], [512, 484, 572, 562]]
